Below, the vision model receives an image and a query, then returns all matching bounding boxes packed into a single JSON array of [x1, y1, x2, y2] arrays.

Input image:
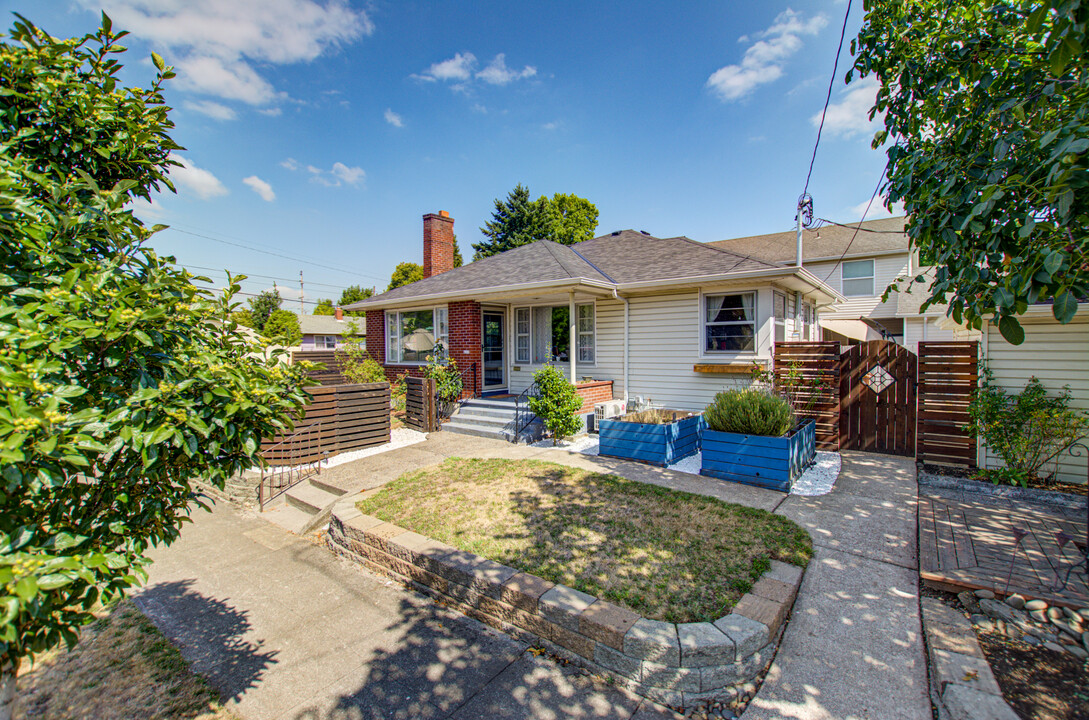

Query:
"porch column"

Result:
[[569, 290, 577, 384]]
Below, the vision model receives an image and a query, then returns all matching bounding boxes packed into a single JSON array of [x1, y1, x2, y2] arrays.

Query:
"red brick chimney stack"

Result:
[[422, 210, 455, 279], [335, 306, 343, 320]]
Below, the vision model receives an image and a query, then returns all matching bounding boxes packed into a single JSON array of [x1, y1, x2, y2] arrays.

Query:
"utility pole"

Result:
[[299, 270, 304, 314]]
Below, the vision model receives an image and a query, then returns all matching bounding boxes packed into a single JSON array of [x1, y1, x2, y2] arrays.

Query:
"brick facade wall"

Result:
[[448, 300, 482, 398], [574, 380, 614, 414]]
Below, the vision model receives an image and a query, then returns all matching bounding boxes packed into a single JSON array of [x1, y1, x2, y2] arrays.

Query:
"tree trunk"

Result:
[[0, 659, 17, 720]]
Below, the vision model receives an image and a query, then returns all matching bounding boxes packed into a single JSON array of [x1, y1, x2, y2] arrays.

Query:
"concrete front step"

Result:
[[260, 502, 315, 534], [449, 413, 515, 430], [286, 480, 343, 515], [441, 420, 514, 441], [454, 406, 519, 422]]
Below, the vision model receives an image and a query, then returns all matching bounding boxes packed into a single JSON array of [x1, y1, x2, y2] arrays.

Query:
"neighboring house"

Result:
[[708, 216, 980, 351], [347, 212, 842, 413], [295, 309, 364, 351]]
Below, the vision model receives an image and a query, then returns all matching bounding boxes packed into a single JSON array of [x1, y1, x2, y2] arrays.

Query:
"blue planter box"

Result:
[[598, 412, 702, 466], [699, 419, 816, 492]]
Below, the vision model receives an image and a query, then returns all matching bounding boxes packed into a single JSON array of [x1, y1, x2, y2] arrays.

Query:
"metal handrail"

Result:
[[258, 421, 326, 510], [435, 362, 477, 422], [511, 381, 540, 443]]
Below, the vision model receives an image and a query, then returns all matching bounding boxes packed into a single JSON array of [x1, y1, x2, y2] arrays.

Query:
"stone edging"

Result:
[[326, 495, 804, 709], [918, 472, 1087, 511], [920, 597, 1019, 720]]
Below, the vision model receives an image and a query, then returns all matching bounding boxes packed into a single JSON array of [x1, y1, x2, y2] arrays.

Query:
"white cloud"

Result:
[[92, 0, 371, 106], [243, 175, 276, 202], [811, 76, 883, 139], [476, 54, 536, 85], [849, 198, 906, 220], [542, 121, 560, 131], [415, 52, 477, 82], [471, 103, 487, 114], [258, 106, 283, 117], [183, 99, 237, 120], [168, 153, 228, 199], [384, 108, 404, 127], [128, 195, 167, 220], [707, 9, 827, 101], [283, 159, 365, 187]]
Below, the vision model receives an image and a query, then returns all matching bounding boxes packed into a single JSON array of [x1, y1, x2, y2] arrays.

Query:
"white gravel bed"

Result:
[[255, 427, 428, 472], [529, 435, 600, 455], [789, 451, 841, 496]]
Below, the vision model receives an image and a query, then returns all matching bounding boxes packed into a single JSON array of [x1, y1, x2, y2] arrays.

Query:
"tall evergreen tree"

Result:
[[247, 287, 281, 332], [452, 234, 464, 267], [473, 184, 556, 259]]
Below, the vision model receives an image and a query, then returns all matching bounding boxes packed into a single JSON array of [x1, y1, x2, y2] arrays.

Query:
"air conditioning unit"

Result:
[[594, 400, 626, 422]]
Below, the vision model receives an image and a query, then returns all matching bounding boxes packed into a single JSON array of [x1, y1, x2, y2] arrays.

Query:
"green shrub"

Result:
[[425, 355, 463, 404], [529, 365, 584, 443], [704, 389, 795, 437], [262, 309, 301, 346], [966, 365, 1089, 486], [338, 343, 387, 384]]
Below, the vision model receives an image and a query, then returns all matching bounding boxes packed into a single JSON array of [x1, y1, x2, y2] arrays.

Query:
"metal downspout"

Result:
[[614, 288, 629, 403]]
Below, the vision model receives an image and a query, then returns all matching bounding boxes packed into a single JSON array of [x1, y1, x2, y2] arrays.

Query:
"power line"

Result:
[[803, 0, 853, 199], [162, 227, 387, 282], [815, 217, 907, 234], [183, 263, 352, 291], [822, 165, 888, 283], [192, 283, 327, 308]]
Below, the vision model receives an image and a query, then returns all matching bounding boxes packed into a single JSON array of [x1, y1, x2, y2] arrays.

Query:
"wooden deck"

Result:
[[919, 488, 1088, 607]]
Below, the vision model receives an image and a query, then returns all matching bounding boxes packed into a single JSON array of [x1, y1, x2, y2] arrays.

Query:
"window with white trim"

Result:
[[512, 303, 595, 365], [317, 335, 338, 349], [704, 292, 756, 353], [841, 259, 875, 297], [385, 308, 448, 363], [515, 308, 530, 364]]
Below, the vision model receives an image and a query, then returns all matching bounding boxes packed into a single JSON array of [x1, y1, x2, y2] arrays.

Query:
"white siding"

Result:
[[902, 317, 981, 354], [983, 317, 1089, 484], [807, 253, 910, 319]]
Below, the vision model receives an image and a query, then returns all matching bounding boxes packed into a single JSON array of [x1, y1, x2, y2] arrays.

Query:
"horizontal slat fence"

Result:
[[773, 342, 841, 450], [404, 377, 437, 432], [291, 350, 348, 386], [260, 382, 390, 464], [917, 341, 978, 467]]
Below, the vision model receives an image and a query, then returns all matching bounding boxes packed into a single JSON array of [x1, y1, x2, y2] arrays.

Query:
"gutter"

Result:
[[343, 277, 617, 311], [613, 288, 630, 403], [616, 266, 845, 303]]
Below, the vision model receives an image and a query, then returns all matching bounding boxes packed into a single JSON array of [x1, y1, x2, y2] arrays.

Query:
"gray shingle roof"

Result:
[[296, 314, 359, 335], [708, 217, 909, 263], [349, 231, 779, 307]]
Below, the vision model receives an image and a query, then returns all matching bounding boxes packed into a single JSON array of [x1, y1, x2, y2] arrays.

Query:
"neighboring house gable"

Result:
[[296, 312, 363, 351]]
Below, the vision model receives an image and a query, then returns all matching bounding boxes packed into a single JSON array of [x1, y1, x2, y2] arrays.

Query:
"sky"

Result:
[[7, 1, 897, 310]]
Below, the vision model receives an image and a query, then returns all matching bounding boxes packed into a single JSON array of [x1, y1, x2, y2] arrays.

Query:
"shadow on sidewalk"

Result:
[[134, 579, 278, 705]]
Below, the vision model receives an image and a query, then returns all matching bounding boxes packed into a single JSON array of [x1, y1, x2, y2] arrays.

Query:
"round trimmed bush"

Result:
[[704, 389, 795, 437]]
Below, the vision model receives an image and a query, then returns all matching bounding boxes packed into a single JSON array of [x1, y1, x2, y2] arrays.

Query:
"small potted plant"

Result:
[[599, 408, 702, 466], [700, 389, 815, 491]]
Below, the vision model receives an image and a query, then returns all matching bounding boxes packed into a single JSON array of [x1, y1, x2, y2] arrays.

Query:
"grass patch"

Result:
[[357, 458, 812, 623], [15, 600, 238, 720]]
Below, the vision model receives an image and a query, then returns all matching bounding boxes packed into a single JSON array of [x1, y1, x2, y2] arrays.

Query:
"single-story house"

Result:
[[295, 308, 364, 351], [347, 212, 843, 412]]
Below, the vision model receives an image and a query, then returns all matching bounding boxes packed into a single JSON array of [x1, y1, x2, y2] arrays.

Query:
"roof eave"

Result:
[[615, 267, 844, 304], [343, 277, 617, 311]]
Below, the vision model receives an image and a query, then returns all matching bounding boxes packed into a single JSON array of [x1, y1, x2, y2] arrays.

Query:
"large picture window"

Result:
[[704, 293, 756, 353], [841, 259, 875, 297], [385, 308, 448, 363], [513, 303, 595, 365]]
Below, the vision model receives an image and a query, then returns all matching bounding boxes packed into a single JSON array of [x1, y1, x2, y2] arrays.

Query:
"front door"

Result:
[[482, 310, 506, 392]]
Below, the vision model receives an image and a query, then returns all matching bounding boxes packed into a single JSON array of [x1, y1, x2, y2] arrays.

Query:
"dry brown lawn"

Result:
[[15, 601, 238, 720], [358, 458, 812, 623]]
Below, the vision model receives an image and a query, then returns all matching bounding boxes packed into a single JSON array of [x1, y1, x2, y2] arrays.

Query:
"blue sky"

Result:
[[8, 1, 894, 308]]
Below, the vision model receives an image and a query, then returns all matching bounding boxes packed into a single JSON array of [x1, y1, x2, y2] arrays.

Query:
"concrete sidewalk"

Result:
[[743, 452, 930, 720], [138, 503, 680, 720]]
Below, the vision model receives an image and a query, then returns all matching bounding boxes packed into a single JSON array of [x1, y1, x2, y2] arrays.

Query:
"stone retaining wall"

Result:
[[195, 470, 260, 507], [327, 497, 804, 708]]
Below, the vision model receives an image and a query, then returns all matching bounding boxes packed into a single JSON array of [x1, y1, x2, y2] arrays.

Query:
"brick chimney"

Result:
[[423, 210, 455, 279], [335, 306, 343, 320]]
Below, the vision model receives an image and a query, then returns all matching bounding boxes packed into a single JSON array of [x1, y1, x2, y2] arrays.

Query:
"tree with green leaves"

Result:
[[229, 309, 255, 328], [473, 184, 556, 259], [387, 262, 424, 291], [247, 287, 281, 333], [452, 234, 464, 268], [263, 310, 302, 346], [0, 15, 309, 717], [337, 284, 372, 316], [313, 299, 335, 316], [545, 193, 600, 246], [853, 0, 1088, 344], [528, 365, 584, 443]]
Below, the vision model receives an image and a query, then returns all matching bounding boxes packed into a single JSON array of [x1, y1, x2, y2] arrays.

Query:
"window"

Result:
[[385, 307, 448, 363], [841, 259, 875, 297], [704, 293, 756, 353], [317, 335, 338, 349], [773, 291, 794, 343], [515, 308, 530, 363], [512, 303, 595, 365], [802, 303, 815, 340]]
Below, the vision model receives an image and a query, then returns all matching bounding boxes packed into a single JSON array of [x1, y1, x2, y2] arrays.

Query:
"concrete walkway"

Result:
[[139, 432, 928, 720]]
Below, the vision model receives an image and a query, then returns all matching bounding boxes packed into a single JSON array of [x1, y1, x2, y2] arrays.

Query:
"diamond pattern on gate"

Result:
[[861, 364, 895, 394]]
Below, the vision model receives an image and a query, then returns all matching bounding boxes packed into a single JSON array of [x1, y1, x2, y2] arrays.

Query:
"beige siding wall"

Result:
[[808, 253, 909, 319], [902, 317, 982, 353], [982, 316, 1089, 484]]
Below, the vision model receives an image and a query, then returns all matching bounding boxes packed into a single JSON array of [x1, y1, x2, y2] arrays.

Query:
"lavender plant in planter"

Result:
[[700, 389, 816, 492], [598, 409, 702, 466]]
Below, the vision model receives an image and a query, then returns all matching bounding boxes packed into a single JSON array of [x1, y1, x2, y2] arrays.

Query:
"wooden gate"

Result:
[[404, 376, 437, 432], [839, 340, 918, 456]]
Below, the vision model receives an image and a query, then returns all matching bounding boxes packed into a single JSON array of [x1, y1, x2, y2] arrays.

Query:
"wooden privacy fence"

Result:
[[772, 340, 979, 465], [772, 342, 840, 451], [917, 341, 978, 466], [404, 377, 438, 432], [291, 350, 348, 386], [260, 382, 391, 465]]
